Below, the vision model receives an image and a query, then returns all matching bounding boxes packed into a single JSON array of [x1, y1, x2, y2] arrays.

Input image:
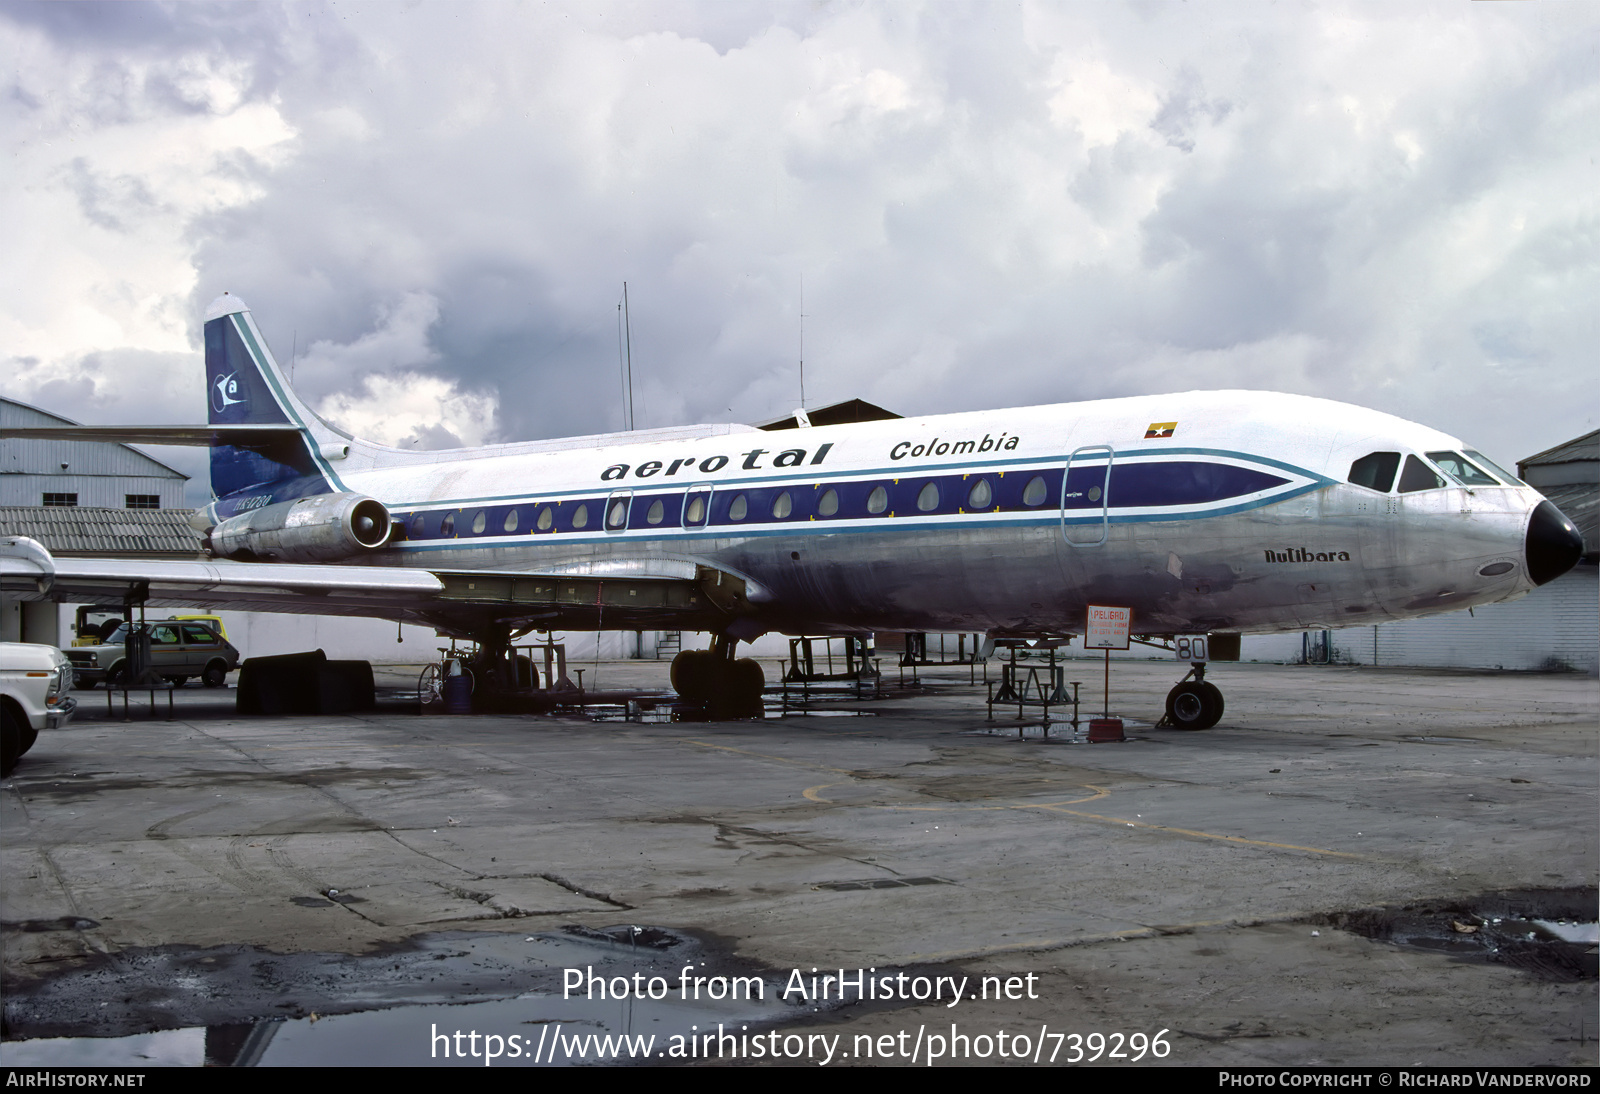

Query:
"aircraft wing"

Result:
[[0, 538, 738, 638]]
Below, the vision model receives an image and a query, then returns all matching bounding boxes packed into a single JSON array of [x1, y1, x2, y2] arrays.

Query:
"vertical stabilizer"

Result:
[[203, 294, 336, 500]]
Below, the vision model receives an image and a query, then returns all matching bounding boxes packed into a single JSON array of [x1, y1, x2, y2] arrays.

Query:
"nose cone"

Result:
[[1525, 500, 1584, 586]]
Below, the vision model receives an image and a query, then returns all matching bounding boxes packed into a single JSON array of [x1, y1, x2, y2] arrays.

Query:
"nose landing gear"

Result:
[[1164, 663, 1224, 730]]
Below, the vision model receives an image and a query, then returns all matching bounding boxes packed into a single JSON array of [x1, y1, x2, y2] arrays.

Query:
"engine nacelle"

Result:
[[206, 492, 392, 562]]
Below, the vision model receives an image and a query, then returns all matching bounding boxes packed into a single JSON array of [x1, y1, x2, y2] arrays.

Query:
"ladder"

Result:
[[654, 631, 683, 660]]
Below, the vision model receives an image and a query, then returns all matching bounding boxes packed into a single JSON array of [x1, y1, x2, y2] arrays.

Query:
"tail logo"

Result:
[[212, 371, 247, 415]]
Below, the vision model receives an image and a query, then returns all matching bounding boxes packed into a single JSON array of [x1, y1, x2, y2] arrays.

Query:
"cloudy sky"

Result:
[[3, 1, 1596, 501]]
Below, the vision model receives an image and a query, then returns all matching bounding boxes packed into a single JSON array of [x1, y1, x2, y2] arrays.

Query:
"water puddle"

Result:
[[1326, 889, 1598, 981], [1, 924, 810, 1067], [962, 718, 1152, 742]]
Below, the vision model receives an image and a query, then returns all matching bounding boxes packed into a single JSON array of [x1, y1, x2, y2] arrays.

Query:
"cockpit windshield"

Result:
[[1348, 452, 1401, 492], [1425, 451, 1500, 487], [1464, 449, 1523, 486]]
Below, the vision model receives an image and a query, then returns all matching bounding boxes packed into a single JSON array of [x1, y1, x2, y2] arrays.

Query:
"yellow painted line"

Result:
[[684, 739, 857, 777], [803, 777, 1355, 859], [1029, 805, 1362, 858]]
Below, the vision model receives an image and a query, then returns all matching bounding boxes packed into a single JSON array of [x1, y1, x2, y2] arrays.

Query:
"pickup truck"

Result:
[[1, 642, 76, 776]]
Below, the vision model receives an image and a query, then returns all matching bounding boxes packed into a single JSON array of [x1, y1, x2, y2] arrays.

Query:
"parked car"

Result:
[[1, 642, 76, 776], [67, 620, 241, 689]]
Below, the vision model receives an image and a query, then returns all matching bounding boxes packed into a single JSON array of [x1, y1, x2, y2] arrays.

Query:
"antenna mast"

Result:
[[798, 275, 806, 409], [618, 283, 637, 431]]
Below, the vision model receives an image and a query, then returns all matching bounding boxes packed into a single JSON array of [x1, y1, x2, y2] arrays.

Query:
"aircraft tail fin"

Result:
[[203, 294, 343, 501]]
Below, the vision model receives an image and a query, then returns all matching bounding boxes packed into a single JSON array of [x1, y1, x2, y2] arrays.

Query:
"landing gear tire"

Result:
[[673, 650, 764, 718], [1166, 681, 1221, 730], [670, 649, 714, 703], [730, 657, 766, 717]]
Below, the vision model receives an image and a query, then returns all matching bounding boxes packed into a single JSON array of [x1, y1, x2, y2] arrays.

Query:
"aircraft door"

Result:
[[1061, 445, 1113, 547], [682, 483, 714, 529]]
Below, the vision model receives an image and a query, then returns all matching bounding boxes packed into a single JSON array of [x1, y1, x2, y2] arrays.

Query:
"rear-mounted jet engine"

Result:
[[206, 493, 392, 562]]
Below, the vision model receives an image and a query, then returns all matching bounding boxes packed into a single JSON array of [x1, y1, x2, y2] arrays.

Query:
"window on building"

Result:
[[42, 493, 78, 507], [124, 495, 161, 509]]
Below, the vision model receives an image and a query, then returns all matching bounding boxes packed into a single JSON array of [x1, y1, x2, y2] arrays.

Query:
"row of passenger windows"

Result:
[[402, 474, 1046, 541], [395, 460, 1291, 541], [1347, 449, 1520, 494]]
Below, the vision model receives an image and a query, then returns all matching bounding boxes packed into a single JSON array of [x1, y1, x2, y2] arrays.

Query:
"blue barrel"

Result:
[[442, 674, 472, 714]]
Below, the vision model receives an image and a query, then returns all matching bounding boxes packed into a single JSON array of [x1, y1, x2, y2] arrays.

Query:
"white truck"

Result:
[[1, 642, 76, 777]]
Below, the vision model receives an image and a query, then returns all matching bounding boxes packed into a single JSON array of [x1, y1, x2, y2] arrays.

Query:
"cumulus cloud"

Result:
[[2, 0, 1595, 470]]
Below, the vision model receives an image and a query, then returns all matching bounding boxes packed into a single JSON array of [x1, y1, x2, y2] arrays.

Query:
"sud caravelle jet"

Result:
[[0, 293, 1584, 726]]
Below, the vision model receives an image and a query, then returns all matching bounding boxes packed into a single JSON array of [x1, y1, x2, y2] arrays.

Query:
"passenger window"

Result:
[[571, 504, 589, 530], [606, 499, 628, 529], [866, 486, 889, 514], [1426, 451, 1499, 487], [685, 496, 706, 525], [440, 513, 457, 536], [470, 510, 487, 534], [1023, 476, 1048, 506], [151, 626, 179, 645], [917, 483, 939, 511], [646, 500, 664, 525], [817, 489, 839, 516], [536, 506, 553, 531], [1465, 449, 1522, 486], [181, 625, 214, 645], [1397, 456, 1446, 494], [410, 514, 426, 538], [967, 478, 992, 509], [728, 494, 748, 521], [772, 491, 793, 519], [1348, 452, 1400, 492], [503, 509, 519, 532]]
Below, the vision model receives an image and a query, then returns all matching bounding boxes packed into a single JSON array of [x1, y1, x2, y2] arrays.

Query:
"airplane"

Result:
[[0, 292, 1585, 726]]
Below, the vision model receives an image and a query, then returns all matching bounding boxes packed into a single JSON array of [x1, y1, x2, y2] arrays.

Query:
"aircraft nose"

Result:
[[1524, 500, 1584, 586]]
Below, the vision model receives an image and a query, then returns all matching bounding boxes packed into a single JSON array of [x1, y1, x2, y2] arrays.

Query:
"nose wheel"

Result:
[[1164, 664, 1224, 730]]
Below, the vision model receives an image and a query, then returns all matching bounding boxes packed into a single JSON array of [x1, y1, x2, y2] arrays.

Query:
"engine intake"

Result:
[[206, 492, 392, 562]]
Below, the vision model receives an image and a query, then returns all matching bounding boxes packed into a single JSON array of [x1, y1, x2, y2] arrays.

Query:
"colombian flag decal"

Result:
[[1145, 422, 1177, 439]]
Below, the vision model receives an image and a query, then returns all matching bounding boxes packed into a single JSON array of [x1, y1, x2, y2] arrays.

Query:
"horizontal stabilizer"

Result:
[[0, 424, 304, 446]]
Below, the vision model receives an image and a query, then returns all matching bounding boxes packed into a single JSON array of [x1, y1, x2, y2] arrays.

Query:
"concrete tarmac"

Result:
[[1, 658, 1595, 1067]]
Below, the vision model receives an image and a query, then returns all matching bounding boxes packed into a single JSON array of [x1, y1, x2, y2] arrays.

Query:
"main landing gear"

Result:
[[1165, 662, 1224, 730], [670, 636, 765, 719]]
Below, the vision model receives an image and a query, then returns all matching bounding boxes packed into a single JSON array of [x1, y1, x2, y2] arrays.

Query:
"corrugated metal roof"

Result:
[[1521, 429, 1600, 472], [0, 506, 203, 557]]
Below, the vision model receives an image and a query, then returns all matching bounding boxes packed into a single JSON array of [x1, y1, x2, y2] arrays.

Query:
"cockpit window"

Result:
[[1465, 449, 1523, 486], [1426, 451, 1499, 487], [1348, 452, 1400, 493], [1397, 455, 1446, 493]]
